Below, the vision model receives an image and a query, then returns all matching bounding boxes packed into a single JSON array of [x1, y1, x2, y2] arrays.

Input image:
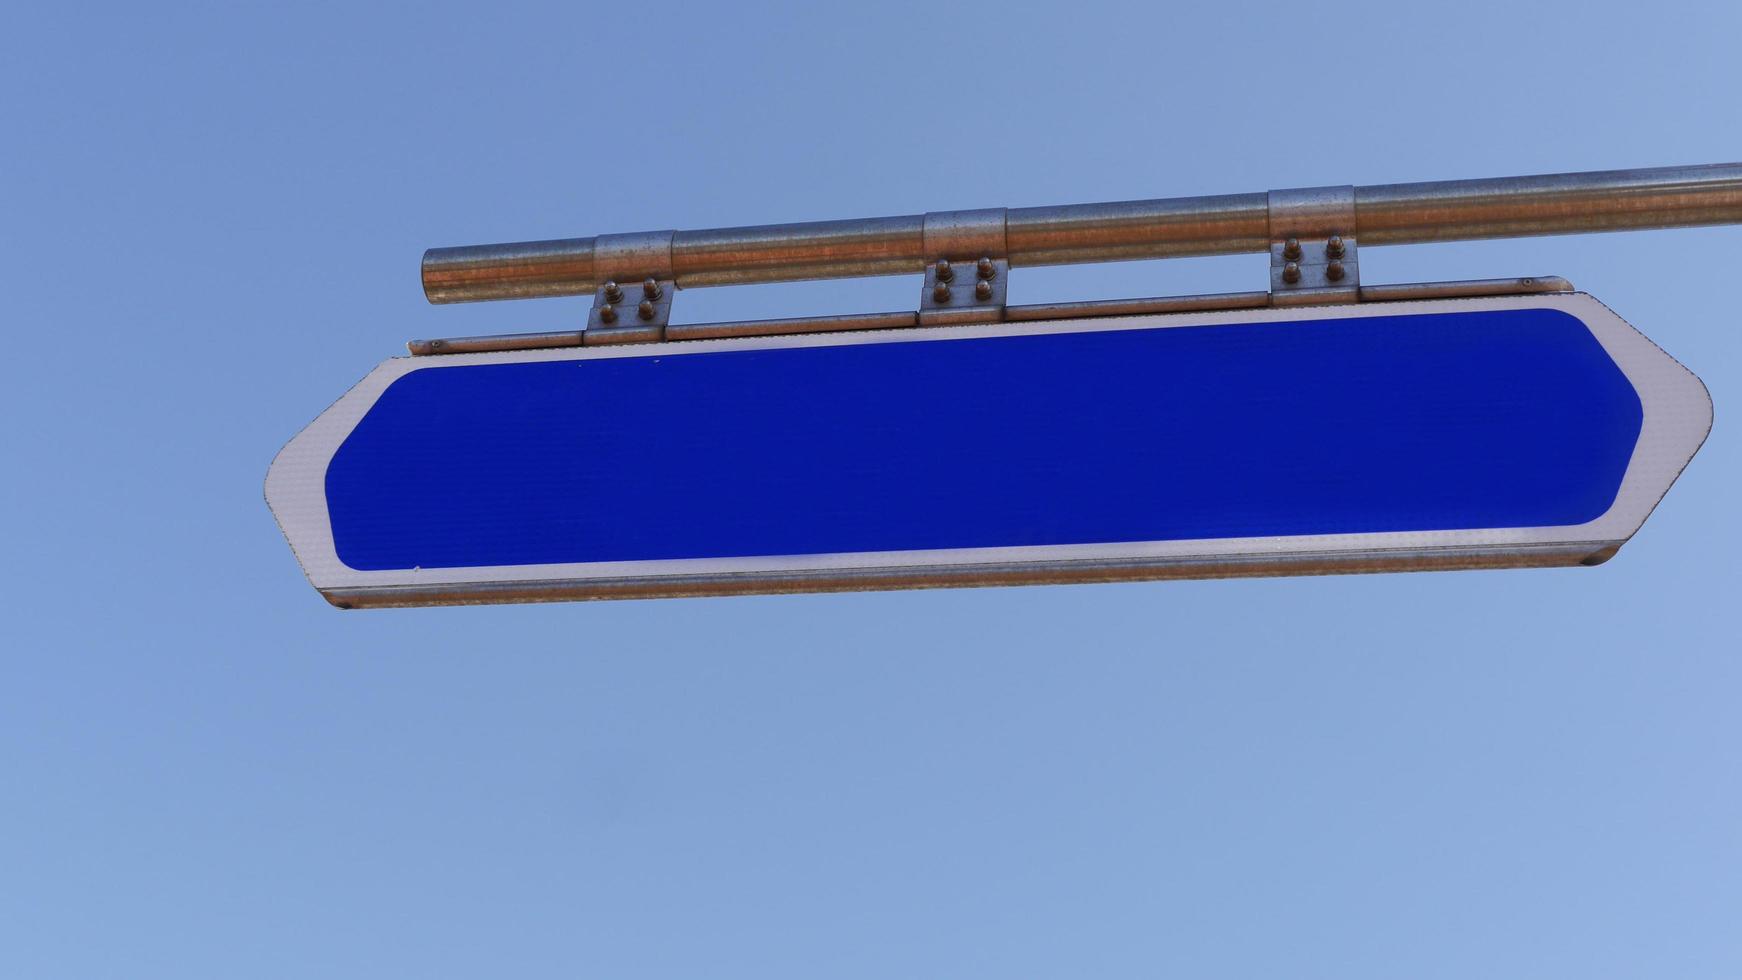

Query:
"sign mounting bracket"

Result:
[[583, 230, 676, 345], [919, 208, 1008, 326], [1267, 185, 1359, 306], [409, 277, 1575, 355]]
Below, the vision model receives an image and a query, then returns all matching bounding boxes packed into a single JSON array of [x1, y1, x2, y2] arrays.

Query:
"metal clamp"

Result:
[[585, 230, 676, 344], [1268, 186, 1359, 306], [587, 277, 675, 345], [919, 208, 1008, 325]]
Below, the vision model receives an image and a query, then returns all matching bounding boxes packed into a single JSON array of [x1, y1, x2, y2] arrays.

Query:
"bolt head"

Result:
[[935, 259, 954, 283], [1282, 261, 1301, 284], [932, 281, 952, 303], [1326, 235, 1345, 259], [599, 303, 618, 324], [1282, 238, 1302, 261], [976, 257, 996, 280], [1325, 260, 1345, 282], [637, 299, 656, 320], [642, 278, 662, 300], [603, 280, 623, 302], [975, 279, 993, 301]]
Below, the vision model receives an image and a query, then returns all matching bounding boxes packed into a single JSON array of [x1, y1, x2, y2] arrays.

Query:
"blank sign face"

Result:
[[267, 293, 1710, 607]]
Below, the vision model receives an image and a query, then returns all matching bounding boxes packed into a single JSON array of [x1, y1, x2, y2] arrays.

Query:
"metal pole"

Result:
[[422, 163, 1742, 304]]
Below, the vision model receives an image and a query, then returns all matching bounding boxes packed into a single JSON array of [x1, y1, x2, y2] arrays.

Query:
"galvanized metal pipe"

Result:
[[422, 164, 1742, 304]]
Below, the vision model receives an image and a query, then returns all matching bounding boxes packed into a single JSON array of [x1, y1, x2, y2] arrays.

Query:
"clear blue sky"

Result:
[[4, 2, 1740, 977]]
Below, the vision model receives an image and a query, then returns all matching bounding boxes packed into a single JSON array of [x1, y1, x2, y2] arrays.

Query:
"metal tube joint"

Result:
[[1268, 186, 1359, 305], [919, 208, 1009, 325]]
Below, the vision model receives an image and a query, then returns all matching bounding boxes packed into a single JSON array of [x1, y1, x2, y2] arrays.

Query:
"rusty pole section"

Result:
[[421, 163, 1742, 304]]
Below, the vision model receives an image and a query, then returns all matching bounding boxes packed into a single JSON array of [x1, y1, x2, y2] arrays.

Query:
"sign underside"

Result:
[[266, 294, 1710, 607]]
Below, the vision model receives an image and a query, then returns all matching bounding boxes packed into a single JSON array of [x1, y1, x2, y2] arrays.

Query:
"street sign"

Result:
[[267, 293, 1709, 608]]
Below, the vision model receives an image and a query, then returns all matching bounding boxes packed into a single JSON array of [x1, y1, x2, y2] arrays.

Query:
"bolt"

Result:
[[933, 281, 952, 303], [976, 257, 996, 280], [599, 303, 618, 324], [1325, 234, 1345, 259], [936, 259, 954, 283], [638, 299, 656, 320], [603, 280, 623, 303], [1282, 261, 1301, 284], [975, 279, 993, 301], [1282, 238, 1302, 262], [1326, 260, 1346, 282], [642, 278, 662, 300]]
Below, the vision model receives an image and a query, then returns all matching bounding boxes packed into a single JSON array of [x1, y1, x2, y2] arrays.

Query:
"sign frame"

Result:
[[267, 293, 1711, 608]]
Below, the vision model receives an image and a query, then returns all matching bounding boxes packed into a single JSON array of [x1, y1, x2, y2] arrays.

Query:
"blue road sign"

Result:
[[267, 294, 1709, 608]]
